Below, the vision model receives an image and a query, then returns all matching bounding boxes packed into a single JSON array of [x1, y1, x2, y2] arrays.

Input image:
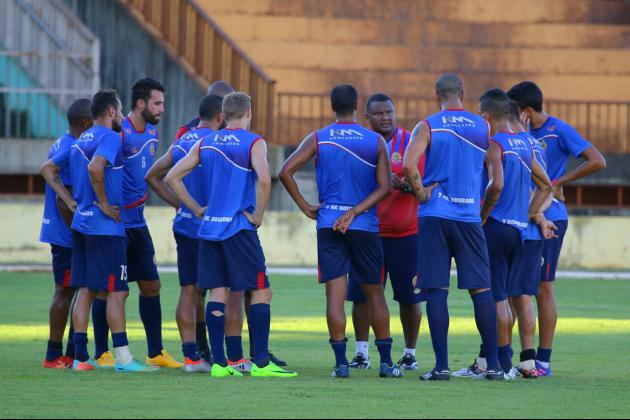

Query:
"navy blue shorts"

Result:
[[174, 233, 199, 287], [71, 230, 128, 292], [540, 220, 568, 282], [198, 230, 269, 292], [51, 245, 72, 288], [347, 235, 425, 304], [317, 228, 384, 285], [483, 218, 522, 302], [510, 240, 544, 297], [417, 217, 491, 290], [125, 227, 160, 282]]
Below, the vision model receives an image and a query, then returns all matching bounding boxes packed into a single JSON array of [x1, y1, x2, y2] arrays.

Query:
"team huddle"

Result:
[[39, 73, 606, 380]]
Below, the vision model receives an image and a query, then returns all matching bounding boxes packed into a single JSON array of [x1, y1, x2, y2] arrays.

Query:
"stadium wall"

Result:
[[1, 202, 629, 271]]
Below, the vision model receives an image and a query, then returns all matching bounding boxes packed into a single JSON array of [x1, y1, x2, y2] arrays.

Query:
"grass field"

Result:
[[1, 272, 629, 418]]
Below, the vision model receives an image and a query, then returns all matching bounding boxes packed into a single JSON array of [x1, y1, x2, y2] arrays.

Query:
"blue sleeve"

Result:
[[51, 148, 70, 171], [94, 133, 122, 166], [558, 122, 592, 158]]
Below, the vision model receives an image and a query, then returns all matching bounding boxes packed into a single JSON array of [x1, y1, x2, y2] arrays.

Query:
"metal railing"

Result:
[[118, 0, 275, 140]]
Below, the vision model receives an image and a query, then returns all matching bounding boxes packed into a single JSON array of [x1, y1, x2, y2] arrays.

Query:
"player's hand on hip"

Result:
[[418, 183, 439, 204], [66, 199, 78, 213], [333, 209, 356, 234], [553, 184, 565, 202], [303, 204, 320, 221], [94, 201, 120, 222], [391, 174, 403, 190], [194, 206, 207, 219], [243, 210, 263, 228], [540, 220, 559, 239]]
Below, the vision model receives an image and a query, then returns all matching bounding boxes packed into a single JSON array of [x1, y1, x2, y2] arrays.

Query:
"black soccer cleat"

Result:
[[349, 353, 371, 369], [420, 369, 451, 381], [397, 354, 419, 371]]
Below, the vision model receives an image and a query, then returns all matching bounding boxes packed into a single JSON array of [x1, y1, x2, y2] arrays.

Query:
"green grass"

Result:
[[1, 272, 629, 419]]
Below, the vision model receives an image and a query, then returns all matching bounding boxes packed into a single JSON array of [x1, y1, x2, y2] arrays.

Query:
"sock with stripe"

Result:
[[536, 347, 552, 368]]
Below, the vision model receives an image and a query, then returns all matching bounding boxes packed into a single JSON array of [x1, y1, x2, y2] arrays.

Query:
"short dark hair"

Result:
[[507, 81, 543, 113], [198, 94, 223, 121], [508, 100, 521, 122], [207, 80, 235, 97], [66, 98, 92, 127], [330, 84, 358, 116], [366, 93, 393, 113], [90, 89, 120, 119], [479, 88, 510, 119], [435, 73, 464, 100], [131, 77, 165, 109]]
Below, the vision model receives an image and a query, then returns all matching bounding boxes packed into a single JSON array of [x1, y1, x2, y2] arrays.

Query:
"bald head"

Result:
[[66, 98, 92, 127], [207, 81, 235, 97], [435, 73, 464, 101]]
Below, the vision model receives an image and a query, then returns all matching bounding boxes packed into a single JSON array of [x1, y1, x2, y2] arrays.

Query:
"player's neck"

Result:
[[508, 120, 525, 133], [490, 120, 511, 136], [197, 120, 219, 131], [68, 127, 84, 139], [440, 100, 464, 111], [335, 113, 356, 124], [93, 118, 112, 130], [128, 111, 147, 132], [225, 119, 248, 130], [381, 128, 396, 142], [530, 112, 550, 130]]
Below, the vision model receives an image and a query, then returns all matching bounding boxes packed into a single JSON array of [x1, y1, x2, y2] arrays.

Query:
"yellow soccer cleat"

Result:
[[146, 350, 183, 369], [95, 351, 116, 368]]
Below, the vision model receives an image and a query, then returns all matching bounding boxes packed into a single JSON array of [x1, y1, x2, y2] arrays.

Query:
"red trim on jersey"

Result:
[[445, 108, 465, 111], [63, 270, 72, 288], [108, 274, 116, 292], [124, 193, 149, 209], [500, 130, 516, 134], [175, 125, 189, 141], [126, 116, 145, 134], [424, 120, 432, 148], [257, 272, 266, 290], [490, 139, 505, 162], [381, 267, 386, 284], [335, 121, 358, 125], [225, 128, 242, 131]]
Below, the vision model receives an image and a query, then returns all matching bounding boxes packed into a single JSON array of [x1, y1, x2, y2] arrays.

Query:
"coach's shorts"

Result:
[[125, 227, 160, 282], [71, 230, 128, 292], [174, 233, 199, 287], [417, 217, 491, 291], [198, 230, 269, 292], [540, 220, 568, 283], [510, 240, 544, 297], [317, 228, 384, 285], [483, 218, 522, 302], [51, 245, 72, 288], [347, 234, 425, 304]]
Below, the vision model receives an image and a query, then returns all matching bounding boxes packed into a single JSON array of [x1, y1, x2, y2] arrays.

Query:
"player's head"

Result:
[[198, 94, 224, 126], [507, 100, 525, 132], [435, 73, 464, 105], [365, 93, 396, 137], [222, 92, 252, 128], [331, 84, 358, 118], [91, 89, 123, 132], [207, 80, 235, 97], [507, 81, 544, 122], [479, 88, 510, 126], [131, 77, 165, 125], [66, 98, 93, 133]]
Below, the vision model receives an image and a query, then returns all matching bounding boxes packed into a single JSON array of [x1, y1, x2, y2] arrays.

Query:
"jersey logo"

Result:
[[329, 129, 364, 138], [124, 128, 132, 135], [391, 152, 403, 164], [441, 116, 475, 125], [149, 144, 156, 156], [507, 138, 527, 148], [149, 129, 157, 136], [547, 125, 556, 132], [214, 134, 241, 144]]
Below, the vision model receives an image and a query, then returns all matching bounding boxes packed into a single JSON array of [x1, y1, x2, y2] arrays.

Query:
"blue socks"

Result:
[[46, 341, 63, 361], [537, 347, 552, 364], [498, 345, 513, 373], [139, 295, 163, 358], [471, 291, 500, 371], [375, 338, 394, 366], [196, 321, 210, 356], [92, 297, 109, 359], [112, 332, 129, 348], [426, 289, 450, 371], [330, 338, 349, 368], [206, 302, 227, 367], [65, 324, 75, 359], [182, 342, 200, 362], [226, 336, 244, 362], [74, 332, 89, 362], [249, 303, 271, 368]]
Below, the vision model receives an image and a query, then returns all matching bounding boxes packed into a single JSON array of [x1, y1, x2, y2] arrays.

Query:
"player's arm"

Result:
[[403, 122, 438, 203], [529, 156, 553, 218], [165, 141, 205, 218], [40, 157, 77, 213], [145, 146, 180, 208], [88, 156, 120, 222], [244, 140, 272, 228], [278, 133, 320, 220], [333, 136, 392, 234], [480, 141, 504, 225]]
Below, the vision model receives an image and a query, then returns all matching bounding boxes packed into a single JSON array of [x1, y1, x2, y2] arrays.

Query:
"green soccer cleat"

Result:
[[211, 364, 244, 378], [251, 362, 298, 378]]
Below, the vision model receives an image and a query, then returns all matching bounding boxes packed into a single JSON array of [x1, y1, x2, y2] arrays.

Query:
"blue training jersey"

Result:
[[40, 133, 75, 247], [522, 132, 548, 241], [197, 128, 263, 241], [171, 127, 214, 239], [420, 109, 490, 222], [53, 125, 125, 237], [315, 122, 380, 232], [530, 116, 592, 222], [121, 117, 159, 228]]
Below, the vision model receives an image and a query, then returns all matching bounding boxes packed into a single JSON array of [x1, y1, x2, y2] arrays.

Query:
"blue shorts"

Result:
[[317, 228, 384, 285], [174, 233, 199, 287], [198, 230, 269, 292], [125, 227, 160, 282], [51, 245, 72, 288], [483, 218, 522, 302], [417, 217, 491, 290], [510, 240, 544, 297], [347, 235, 425, 304], [540, 220, 568, 282], [71, 230, 129, 292]]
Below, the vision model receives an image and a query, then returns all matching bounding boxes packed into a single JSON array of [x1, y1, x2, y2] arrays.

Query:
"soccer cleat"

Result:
[[251, 362, 298, 378], [420, 369, 451, 381], [146, 350, 183, 369], [332, 365, 350, 379], [211, 364, 243, 378], [199, 350, 212, 365], [72, 359, 98, 371], [518, 367, 539, 379], [535, 361, 553, 377], [43, 357, 72, 370], [228, 358, 253, 373], [95, 351, 116, 368], [269, 351, 288, 367], [183, 358, 212, 373], [452, 360, 485, 378], [480, 369, 509, 381], [398, 354, 419, 371], [506, 368, 519, 381], [116, 358, 159, 373], [379, 363, 404, 378], [349, 353, 371, 369]]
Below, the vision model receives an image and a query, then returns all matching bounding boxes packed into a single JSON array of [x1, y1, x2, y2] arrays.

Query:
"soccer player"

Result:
[[119, 77, 181, 368], [507, 81, 607, 376], [42, 89, 153, 372], [39, 98, 92, 369], [280, 84, 402, 379], [166, 92, 297, 378], [402, 74, 502, 381], [347, 93, 425, 371], [145, 94, 224, 372], [174, 81, 235, 140]]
